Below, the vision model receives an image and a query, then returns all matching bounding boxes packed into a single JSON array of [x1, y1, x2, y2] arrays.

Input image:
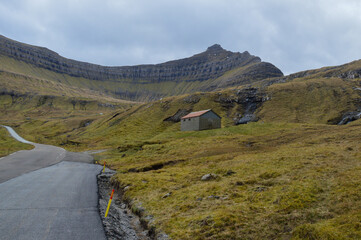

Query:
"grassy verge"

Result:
[[0, 127, 34, 157], [80, 120, 361, 239]]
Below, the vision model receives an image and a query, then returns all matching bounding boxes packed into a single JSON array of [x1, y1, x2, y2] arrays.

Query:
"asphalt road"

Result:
[[0, 126, 106, 240], [0, 144, 66, 184]]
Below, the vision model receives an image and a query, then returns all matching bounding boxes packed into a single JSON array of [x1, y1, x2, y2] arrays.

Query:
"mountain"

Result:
[[0, 35, 283, 101], [2, 35, 361, 240]]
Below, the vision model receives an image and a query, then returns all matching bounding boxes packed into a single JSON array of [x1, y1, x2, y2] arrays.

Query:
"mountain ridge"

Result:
[[0, 35, 283, 101]]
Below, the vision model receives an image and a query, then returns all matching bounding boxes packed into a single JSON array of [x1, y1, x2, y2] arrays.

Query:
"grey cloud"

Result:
[[0, 0, 361, 74]]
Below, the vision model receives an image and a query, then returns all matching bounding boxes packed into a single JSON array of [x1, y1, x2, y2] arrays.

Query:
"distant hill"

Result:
[[0, 35, 283, 101]]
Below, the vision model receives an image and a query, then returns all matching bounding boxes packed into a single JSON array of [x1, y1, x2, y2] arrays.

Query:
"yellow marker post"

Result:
[[103, 161, 106, 172], [105, 189, 115, 218]]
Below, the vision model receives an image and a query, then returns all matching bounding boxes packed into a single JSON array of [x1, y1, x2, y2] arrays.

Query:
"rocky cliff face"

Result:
[[0, 35, 283, 100]]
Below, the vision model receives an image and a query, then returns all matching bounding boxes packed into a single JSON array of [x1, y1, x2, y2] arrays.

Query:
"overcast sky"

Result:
[[0, 0, 361, 74]]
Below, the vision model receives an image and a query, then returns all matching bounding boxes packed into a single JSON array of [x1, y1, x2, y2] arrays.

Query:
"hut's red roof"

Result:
[[181, 109, 211, 119]]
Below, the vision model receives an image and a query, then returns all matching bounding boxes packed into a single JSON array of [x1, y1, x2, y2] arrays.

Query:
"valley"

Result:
[[1, 35, 361, 239]]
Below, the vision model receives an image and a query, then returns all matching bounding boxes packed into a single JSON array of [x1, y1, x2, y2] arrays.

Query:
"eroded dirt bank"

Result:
[[98, 169, 152, 240]]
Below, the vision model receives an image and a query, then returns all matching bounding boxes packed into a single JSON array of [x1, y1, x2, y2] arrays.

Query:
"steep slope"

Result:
[[0, 35, 283, 101], [258, 59, 361, 124]]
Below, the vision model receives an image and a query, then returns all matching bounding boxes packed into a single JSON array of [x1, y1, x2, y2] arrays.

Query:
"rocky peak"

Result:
[[206, 44, 225, 53]]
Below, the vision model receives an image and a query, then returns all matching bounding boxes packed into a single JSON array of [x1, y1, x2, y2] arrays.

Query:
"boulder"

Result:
[[162, 192, 172, 199], [201, 173, 218, 181]]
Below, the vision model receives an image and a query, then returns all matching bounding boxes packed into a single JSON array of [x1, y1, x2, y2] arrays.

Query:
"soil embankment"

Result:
[[97, 169, 151, 240]]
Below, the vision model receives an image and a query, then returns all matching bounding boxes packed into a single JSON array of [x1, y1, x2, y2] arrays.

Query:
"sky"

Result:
[[0, 0, 361, 75]]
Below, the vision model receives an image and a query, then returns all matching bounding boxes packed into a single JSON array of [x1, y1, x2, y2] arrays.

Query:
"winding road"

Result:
[[0, 126, 106, 240]]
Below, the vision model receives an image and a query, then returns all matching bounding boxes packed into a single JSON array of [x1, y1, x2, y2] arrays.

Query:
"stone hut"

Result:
[[181, 109, 221, 131]]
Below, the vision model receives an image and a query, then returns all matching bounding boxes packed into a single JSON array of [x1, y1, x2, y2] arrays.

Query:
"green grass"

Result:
[[1, 57, 361, 239], [55, 75, 359, 239], [87, 120, 361, 239], [259, 77, 360, 124], [2, 80, 361, 239], [0, 127, 33, 157]]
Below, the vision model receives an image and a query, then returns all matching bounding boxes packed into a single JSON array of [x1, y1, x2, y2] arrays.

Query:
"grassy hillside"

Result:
[[98, 121, 361, 240], [1, 58, 361, 239], [22, 96, 359, 239], [12, 72, 358, 147], [4, 71, 360, 239], [0, 83, 136, 146], [0, 93, 136, 146], [0, 127, 33, 157], [0, 54, 139, 131], [260, 77, 361, 124]]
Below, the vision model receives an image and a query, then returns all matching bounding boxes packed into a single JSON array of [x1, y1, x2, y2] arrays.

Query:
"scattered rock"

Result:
[[235, 181, 245, 186], [98, 103, 116, 109], [198, 216, 214, 226], [144, 215, 154, 222], [237, 114, 257, 124], [124, 186, 131, 191], [201, 173, 218, 181], [254, 186, 267, 192], [338, 69, 361, 79], [156, 232, 171, 240], [226, 170, 236, 176], [183, 95, 201, 104], [162, 192, 172, 199], [163, 109, 192, 122], [207, 195, 220, 199], [337, 111, 361, 125], [132, 203, 146, 216]]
